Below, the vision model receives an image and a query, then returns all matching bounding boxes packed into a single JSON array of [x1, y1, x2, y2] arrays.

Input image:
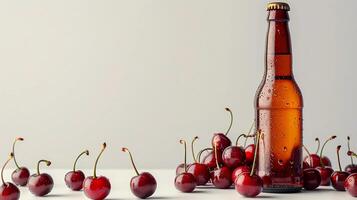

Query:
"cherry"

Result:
[[232, 165, 250, 183], [211, 143, 232, 189], [222, 134, 250, 169], [303, 138, 322, 168], [187, 137, 210, 186], [242, 121, 255, 165], [83, 143, 111, 200], [320, 137, 333, 167], [122, 147, 157, 199], [10, 137, 30, 186], [316, 136, 336, 186], [302, 145, 321, 190], [202, 148, 222, 170], [345, 173, 357, 197], [330, 145, 349, 191], [211, 108, 233, 152], [0, 153, 20, 200], [28, 160, 54, 196], [235, 130, 263, 197], [345, 136, 357, 174], [65, 150, 89, 191], [174, 139, 196, 193]]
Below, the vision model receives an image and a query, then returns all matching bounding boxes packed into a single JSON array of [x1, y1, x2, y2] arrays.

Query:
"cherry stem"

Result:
[[191, 136, 199, 163], [214, 144, 220, 169], [243, 120, 255, 147], [1, 153, 13, 185], [235, 134, 247, 146], [122, 147, 140, 176], [224, 107, 233, 136], [37, 160, 51, 175], [73, 150, 89, 172], [197, 148, 213, 163], [250, 130, 261, 176], [93, 143, 106, 178], [348, 136, 354, 165], [319, 135, 336, 167], [315, 138, 320, 154], [179, 140, 188, 173], [12, 137, 24, 169], [303, 145, 313, 166], [336, 145, 342, 171]]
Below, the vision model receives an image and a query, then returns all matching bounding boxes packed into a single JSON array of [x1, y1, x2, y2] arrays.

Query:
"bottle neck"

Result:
[[265, 10, 292, 78]]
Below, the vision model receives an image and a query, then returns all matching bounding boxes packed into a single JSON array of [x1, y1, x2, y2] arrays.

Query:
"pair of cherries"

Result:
[[0, 137, 54, 200], [65, 143, 157, 199]]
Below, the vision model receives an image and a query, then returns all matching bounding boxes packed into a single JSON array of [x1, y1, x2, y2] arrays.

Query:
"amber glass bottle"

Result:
[[255, 2, 303, 193]]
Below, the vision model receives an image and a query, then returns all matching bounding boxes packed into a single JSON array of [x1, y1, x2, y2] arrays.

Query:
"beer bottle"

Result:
[[255, 2, 303, 193]]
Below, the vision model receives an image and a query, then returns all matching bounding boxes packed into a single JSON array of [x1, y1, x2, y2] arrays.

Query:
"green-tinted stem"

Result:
[[122, 148, 139, 176], [180, 140, 188, 172], [73, 150, 89, 172], [235, 134, 247, 146], [319, 136, 336, 167], [348, 136, 354, 165], [191, 136, 199, 163], [336, 145, 342, 171], [224, 108, 233, 136], [214, 144, 220, 169], [93, 143, 106, 178], [250, 130, 261, 176], [197, 148, 213, 163], [12, 137, 24, 169], [37, 160, 51, 175], [1, 154, 13, 185], [315, 138, 320, 154], [244, 121, 255, 147], [303, 145, 313, 165]]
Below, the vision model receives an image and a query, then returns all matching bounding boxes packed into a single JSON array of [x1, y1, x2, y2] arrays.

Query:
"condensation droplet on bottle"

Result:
[[283, 146, 287, 152], [278, 159, 283, 165]]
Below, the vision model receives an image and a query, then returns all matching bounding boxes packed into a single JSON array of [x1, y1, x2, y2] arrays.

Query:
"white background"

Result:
[[0, 0, 355, 170]]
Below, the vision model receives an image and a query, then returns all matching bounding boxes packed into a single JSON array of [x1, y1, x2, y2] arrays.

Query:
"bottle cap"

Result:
[[267, 2, 290, 11]]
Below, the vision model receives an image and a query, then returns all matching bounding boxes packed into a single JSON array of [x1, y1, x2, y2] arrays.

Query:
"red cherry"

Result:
[[232, 165, 251, 183], [303, 168, 321, 190], [122, 147, 157, 199], [28, 160, 54, 196], [65, 150, 89, 191], [330, 145, 350, 191], [174, 140, 196, 193], [211, 108, 233, 152], [211, 143, 232, 189], [0, 153, 20, 200], [315, 135, 336, 186], [222, 134, 252, 169], [235, 130, 263, 197], [187, 137, 210, 186], [202, 149, 223, 170], [10, 137, 30, 186], [244, 144, 255, 166], [303, 138, 322, 168], [345, 173, 357, 197], [83, 143, 111, 200]]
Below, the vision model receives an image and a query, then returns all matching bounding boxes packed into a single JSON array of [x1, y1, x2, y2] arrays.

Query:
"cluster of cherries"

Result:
[[174, 108, 264, 197], [0, 139, 158, 200], [302, 136, 357, 197]]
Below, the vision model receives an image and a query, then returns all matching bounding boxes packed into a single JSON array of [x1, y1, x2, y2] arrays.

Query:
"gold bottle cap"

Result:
[[267, 2, 290, 11]]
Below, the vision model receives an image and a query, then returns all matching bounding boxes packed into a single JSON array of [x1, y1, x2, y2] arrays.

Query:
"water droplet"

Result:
[[283, 146, 287, 152], [278, 159, 283, 165]]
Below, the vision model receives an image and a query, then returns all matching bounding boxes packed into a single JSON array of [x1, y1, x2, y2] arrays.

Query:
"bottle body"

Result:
[[255, 4, 303, 193]]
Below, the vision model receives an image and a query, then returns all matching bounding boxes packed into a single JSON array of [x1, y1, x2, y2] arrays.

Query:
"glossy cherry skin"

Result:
[[65, 170, 85, 191], [303, 168, 321, 190], [83, 176, 111, 200], [235, 172, 263, 197], [222, 146, 245, 169], [202, 150, 223, 170], [27, 173, 54, 196], [0, 182, 20, 200], [244, 144, 255, 165], [211, 166, 232, 189], [187, 163, 210, 186], [303, 154, 321, 168], [321, 156, 332, 167], [330, 171, 349, 191], [174, 173, 196, 193], [345, 164, 357, 174], [212, 133, 231, 152], [345, 173, 357, 197], [316, 166, 334, 186], [130, 172, 157, 199], [11, 167, 30, 186], [232, 165, 250, 183]]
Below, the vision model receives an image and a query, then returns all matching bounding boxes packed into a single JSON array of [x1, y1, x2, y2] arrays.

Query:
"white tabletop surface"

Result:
[[3, 169, 355, 200]]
